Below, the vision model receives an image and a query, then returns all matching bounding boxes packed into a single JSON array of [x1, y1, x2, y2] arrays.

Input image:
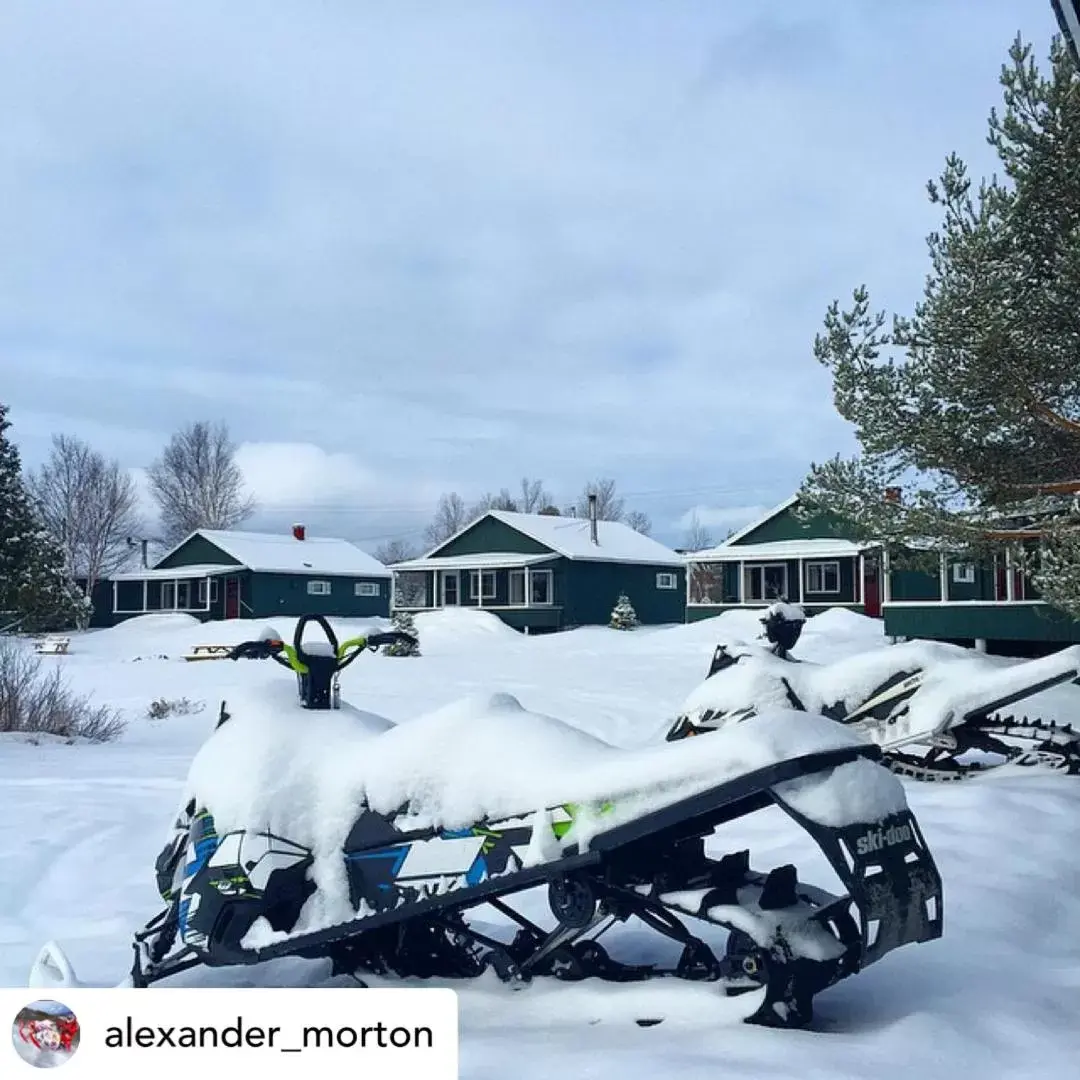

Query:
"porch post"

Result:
[[142, 579, 148, 612], [525, 567, 532, 608], [797, 560, 804, 604], [737, 560, 745, 604], [1005, 546, 1016, 602], [938, 552, 948, 602], [856, 553, 863, 606], [882, 547, 892, 604], [112, 579, 118, 615]]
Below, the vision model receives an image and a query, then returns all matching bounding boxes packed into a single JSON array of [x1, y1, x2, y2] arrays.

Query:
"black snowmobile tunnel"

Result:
[[128, 739, 942, 1029]]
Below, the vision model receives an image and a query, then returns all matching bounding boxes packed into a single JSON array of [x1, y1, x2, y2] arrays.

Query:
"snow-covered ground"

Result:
[[2, 607, 1079, 1078]]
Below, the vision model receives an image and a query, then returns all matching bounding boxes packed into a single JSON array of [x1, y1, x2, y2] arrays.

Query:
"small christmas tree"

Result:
[[609, 593, 639, 630], [383, 608, 420, 656]]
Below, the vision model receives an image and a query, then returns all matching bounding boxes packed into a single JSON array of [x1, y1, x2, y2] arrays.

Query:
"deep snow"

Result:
[[2, 607, 1079, 1078]]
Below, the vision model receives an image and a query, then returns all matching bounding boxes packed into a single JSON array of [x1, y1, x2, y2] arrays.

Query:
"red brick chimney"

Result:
[[884, 487, 902, 505], [292, 523, 306, 541]]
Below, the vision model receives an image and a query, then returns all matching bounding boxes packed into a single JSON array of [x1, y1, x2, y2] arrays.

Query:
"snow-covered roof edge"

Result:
[[419, 510, 685, 567], [150, 528, 392, 578]]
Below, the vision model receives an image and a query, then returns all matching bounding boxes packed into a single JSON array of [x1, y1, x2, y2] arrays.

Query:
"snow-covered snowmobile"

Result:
[[666, 605, 1080, 782], [31, 614, 944, 1029]]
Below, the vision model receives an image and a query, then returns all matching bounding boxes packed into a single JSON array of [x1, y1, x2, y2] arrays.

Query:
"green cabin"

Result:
[[390, 509, 686, 633], [685, 496, 881, 621], [881, 541, 1080, 656], [105, 524, 392, 625]]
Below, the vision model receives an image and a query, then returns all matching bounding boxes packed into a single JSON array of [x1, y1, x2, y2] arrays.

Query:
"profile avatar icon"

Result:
[[12, 1000, 80, 1067]]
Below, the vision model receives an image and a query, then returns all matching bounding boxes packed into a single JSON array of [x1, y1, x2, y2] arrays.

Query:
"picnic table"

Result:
[[183, 644, 234, 662], [34, 637, 70, 655]]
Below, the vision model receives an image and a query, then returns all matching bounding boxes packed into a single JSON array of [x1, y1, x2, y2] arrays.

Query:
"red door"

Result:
[[225, 577, 240, 619], [863, 563, 881, 618]]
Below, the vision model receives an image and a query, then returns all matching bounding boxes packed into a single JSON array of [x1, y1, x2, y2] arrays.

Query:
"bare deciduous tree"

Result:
[[625, 509, 652, 535], [423, 492, 470, 548], [575, 478, 625, 521], [682, 511, 714, 552], [471, 488, 519, 514], [374, 537, 417, 565], [518, 477, 551, 513], [25, 434, 142, 623], [146, 421, 255, 543]]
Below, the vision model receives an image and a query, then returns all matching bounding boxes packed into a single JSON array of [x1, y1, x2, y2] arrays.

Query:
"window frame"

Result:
[[804, 560, 841, 595]]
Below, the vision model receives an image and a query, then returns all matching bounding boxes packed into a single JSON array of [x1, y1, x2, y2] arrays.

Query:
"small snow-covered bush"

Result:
[[0, 638, 125, 742], [609, 593, 639, 630], [147, 696, 205, 720], [384, 609, 421, 656]]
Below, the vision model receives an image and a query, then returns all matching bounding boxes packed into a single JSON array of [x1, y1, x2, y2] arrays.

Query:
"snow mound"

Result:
[[412, 608, 524, 641], [182, 686, 905, 936], [803, 606, 885, 639], [100, 612, 202, 635]]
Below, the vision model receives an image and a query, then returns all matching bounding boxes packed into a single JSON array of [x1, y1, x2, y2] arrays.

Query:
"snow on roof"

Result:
[[111, 563, 236, 581], [482, 511, 685, 566], [153, 530, 392, 579], [391, 552, 557, 572], [690, 537, 876, 562]]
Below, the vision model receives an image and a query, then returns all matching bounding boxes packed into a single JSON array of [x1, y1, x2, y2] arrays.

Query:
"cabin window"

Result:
[[805, 561, 840, 594], [307, 580, 332, 595], [354, 582, 381, 596], [744, 563, 787, 602], [952, 563, 976, 584], [655, 572, 678, 589], [530, 570, 553, 605], [509, 570, 526, 605], [468, 570, 496, 600], [197, 579, 208, 605]]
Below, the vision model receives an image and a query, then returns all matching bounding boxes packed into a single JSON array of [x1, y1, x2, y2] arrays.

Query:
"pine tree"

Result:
[[383, 608, 420, 656], [609, 593, 639, 630], [0, 405, 89, 631], [800, 35, 1080, 618]]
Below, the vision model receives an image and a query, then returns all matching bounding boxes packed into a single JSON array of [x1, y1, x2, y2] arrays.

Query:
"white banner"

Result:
[[3, 987, 458, 1078]]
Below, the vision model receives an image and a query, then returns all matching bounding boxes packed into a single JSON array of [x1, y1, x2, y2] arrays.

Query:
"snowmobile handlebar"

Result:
[[227, 615, 417, 675]]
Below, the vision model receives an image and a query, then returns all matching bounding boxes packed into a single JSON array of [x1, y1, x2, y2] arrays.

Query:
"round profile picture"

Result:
[[11, 1000, 80, 1068]]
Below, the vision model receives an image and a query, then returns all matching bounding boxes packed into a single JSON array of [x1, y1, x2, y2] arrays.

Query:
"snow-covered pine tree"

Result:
[[609, 593, 639, 630], [383, 608, 420, 656], [0, 405, 89, 631]]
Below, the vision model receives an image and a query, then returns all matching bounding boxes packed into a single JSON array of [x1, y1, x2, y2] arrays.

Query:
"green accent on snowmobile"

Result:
[[337, 636, 370, 659], [552, 801, 615, 838]]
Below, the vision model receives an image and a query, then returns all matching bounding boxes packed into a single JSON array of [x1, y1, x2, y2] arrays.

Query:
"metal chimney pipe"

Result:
[[588, 493, 598, 544]]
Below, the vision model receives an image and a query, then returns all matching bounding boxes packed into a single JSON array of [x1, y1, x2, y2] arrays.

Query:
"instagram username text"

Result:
[[103, 1016, 435, 1052]]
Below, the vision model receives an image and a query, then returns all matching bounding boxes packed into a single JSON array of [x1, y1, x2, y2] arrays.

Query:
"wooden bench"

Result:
[[182, 644, 234, 662], [34, 637, 70, 655]]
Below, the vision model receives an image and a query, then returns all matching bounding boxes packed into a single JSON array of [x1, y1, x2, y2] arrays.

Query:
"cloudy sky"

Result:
[[0, 0, 1063, 554]]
